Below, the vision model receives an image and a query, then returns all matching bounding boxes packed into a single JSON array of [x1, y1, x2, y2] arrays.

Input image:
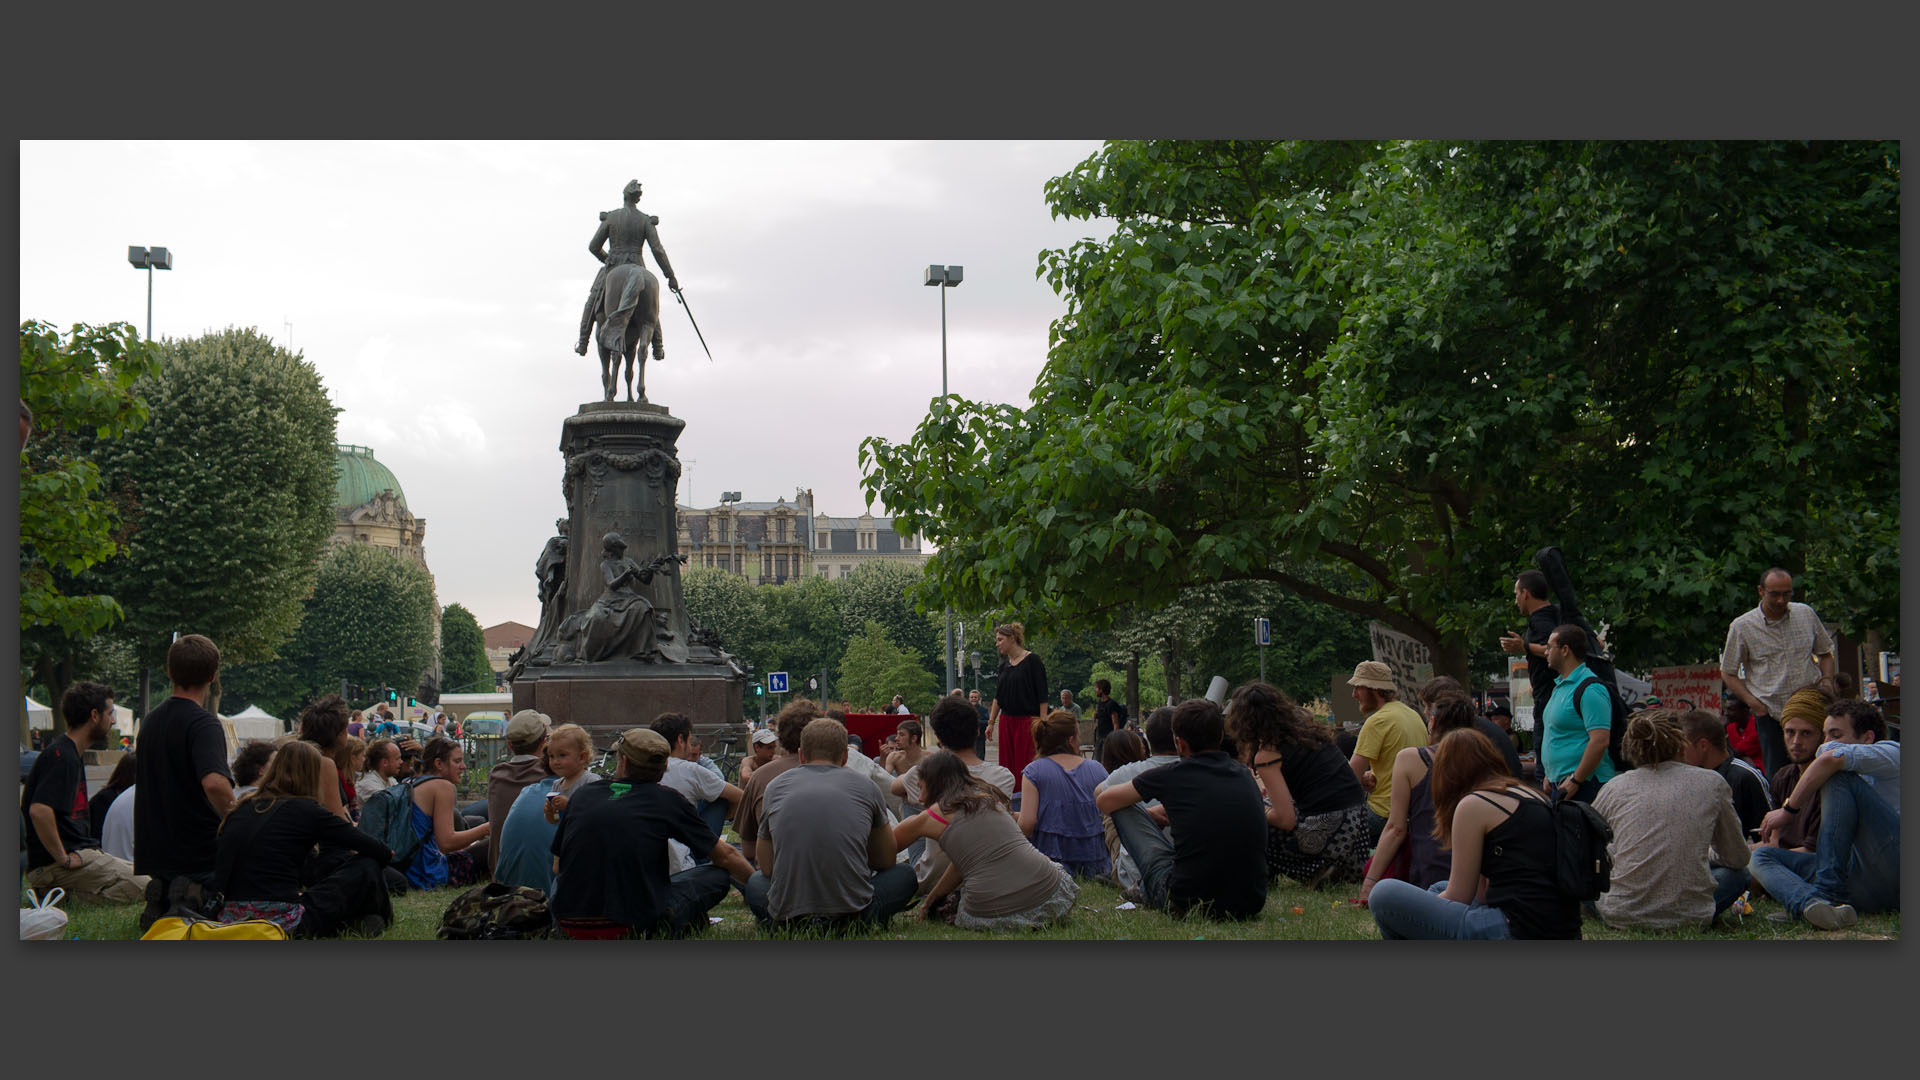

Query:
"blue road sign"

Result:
[[1254, 618, 1271, 647], [768, 671, 789, 694]]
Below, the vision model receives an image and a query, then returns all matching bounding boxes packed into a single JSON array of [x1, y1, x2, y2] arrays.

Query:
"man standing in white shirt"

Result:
[[1722, 567, 1837, 780]]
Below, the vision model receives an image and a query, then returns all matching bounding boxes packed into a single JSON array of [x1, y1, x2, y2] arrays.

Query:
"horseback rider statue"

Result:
[[577, 179, 679, 401]]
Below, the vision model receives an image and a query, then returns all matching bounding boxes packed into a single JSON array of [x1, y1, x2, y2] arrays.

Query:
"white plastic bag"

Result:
[[20, 887, 69, 940]]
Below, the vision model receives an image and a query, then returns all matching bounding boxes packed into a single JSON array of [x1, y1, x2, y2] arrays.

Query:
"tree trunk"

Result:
[[1125, 651, 1140, 719], [1161, 638, 1182, 704]]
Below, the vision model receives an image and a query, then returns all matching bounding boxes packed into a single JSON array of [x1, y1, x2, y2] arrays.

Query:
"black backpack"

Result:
[[356, 776, 427, 871], [1572, 674, 1634, 775], [1550, 792, 1614, 901]]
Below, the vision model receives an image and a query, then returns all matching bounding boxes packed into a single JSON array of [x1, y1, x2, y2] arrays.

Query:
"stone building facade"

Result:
[[674, 489, 928, 585]]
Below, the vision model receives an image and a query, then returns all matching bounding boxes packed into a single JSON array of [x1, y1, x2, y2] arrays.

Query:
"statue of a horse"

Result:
[[594, 262, 665, 402]]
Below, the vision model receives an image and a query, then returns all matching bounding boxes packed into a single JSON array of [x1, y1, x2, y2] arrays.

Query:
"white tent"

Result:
[[223, 705, 283, 748], [27, 697, 136, 733]]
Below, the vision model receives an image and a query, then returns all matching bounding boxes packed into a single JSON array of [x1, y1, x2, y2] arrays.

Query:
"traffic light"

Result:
[[386, 686, 397, 702], [754, 684, 764, 697]]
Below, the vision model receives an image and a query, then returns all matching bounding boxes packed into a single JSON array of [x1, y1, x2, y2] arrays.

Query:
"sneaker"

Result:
[[1800, 900, 1858, 931]]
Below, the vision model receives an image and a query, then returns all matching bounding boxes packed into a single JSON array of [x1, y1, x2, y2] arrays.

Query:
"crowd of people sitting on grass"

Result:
[[20, 621, 1900, 940]]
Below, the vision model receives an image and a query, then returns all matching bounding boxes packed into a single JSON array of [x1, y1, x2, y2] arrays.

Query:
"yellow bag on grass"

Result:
[[140, 916, 289, 941]]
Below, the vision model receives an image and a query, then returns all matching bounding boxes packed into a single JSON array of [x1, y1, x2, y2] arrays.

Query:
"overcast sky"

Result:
[[19, 140, 1113, 630]]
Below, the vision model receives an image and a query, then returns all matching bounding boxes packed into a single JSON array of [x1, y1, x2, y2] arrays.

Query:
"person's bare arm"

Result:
[[27, 803, 73, 867], [1362, 749, 1421, 904], [1816, 652, 1837, 680], [919, 862, 964, 920], [720, 782, 743, 815], [202, 772, 235, 817], [318, 758, 348, 820], [1439, 796, 1492, 905], [1096, 780, 1142, 815], [1558, 729, 1610, 798], [711, 839, 753, 885], [1721, 670, 1767, 718], [427, 780, 488, 851], [866, 818, 897, 871], [1017, 772, 1042, 836], [1761, 750, 1847, 843]]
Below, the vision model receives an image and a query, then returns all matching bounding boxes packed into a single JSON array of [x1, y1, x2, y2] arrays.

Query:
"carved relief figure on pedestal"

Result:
[[552, 533, 690, 665]]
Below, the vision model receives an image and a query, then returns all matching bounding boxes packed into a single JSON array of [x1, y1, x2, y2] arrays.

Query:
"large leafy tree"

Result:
[[438, 603, 493, 695], [863, 140, 1899, 680], [836, 620, 941, 714], [837, 561, 943, 672], [89, 327, 339, 695], [220, 543, 437, 716], [18, 321, 160, 719]]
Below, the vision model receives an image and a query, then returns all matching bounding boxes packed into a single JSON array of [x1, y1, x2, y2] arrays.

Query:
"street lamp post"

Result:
[[127, 245, 172, 718], [924, 264, 964, 695], [127, 246, 173, 341]]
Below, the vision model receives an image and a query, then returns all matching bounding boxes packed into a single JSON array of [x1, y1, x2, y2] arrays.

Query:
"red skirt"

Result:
[[998, 714, 1037, 794]]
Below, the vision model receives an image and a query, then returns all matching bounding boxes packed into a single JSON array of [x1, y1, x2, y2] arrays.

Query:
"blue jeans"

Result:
[[1711, 865, 1751, 916], [693, 799, 727, 863], [1748, 772, 1900, 916], [1110, 804, 1176, 912], [1369, 878, 1512, 940], [740, 863, 918, 931], [651, 864, 732, 937]]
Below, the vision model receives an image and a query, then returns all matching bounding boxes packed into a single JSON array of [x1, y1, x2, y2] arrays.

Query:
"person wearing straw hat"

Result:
[[1346, 660, 1427, 843]]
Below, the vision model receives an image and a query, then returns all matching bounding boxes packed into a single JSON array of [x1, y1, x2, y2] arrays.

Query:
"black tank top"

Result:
[[1473, 789, 1581, 940]]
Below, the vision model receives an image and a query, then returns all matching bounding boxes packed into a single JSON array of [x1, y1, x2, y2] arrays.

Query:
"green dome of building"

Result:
[[335, 444, 408, 510]]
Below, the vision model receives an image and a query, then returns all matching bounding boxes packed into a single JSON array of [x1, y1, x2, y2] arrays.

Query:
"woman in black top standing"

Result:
[[1227, 682, 1373, 889], [1368, 728, 1579, 940], [986, 621, 1046, 795], [214, 740, 394, 937]]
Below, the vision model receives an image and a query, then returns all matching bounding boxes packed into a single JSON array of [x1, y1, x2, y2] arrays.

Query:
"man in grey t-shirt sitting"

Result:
[[741, 717, 917, 933]]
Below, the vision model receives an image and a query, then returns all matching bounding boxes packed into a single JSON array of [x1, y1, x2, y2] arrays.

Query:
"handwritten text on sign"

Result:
[[1368, 622, 1434, 704]]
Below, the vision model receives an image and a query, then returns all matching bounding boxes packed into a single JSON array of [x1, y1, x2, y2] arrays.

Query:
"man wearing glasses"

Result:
[[1721, 568, 1837, 780]]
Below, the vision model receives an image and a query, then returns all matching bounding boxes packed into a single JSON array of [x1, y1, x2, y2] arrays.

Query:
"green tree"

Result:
[[219, 543, 437, 717], [862, 140, 1899, 680], [18, 321, 160, 718], [836, 620, 941, 714], [837, 561, 943, 673], [438, 603, 493, 695], [88, 327, 339, 702]]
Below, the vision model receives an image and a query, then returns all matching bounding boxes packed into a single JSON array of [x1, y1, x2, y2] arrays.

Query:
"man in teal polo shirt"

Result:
[[1541, 623, 1615, 802]]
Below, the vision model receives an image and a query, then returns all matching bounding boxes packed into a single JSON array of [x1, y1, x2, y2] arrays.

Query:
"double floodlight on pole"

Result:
[[127, 246, 173, 340], [924, 264, 963, 694]]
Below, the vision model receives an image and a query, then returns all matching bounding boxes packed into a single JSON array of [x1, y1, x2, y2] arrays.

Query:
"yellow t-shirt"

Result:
[[1354, 700, 1427, 818]]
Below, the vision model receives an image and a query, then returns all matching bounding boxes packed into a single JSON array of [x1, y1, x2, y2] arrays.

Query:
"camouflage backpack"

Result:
[[436, 882, 552, 940]]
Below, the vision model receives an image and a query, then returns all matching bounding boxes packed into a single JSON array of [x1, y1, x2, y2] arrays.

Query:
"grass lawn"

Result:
[[37, 873, 1899, 942]]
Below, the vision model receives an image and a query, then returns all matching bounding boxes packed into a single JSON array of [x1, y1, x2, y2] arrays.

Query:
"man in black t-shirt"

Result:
[[1680, 709, 1772, 835], [22, 682, 149, 903], [1093, 679, 1129, 752], [550, 728, 753, 939], [1096, 698, 1268, 920], [1499, 570, 1561, 745], [134, 634, 236, 930]]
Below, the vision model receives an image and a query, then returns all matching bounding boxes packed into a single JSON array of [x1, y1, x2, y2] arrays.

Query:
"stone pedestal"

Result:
[[511, 401, 748, 742]]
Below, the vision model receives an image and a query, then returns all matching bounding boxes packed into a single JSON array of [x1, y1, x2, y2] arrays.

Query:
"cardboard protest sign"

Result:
[[1368, 622, 1434, 704], [1508, 658, 1534, 732], [1649, 664, 1724, 712]]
